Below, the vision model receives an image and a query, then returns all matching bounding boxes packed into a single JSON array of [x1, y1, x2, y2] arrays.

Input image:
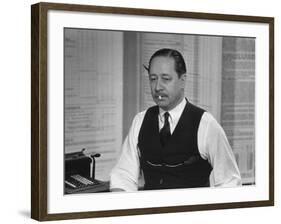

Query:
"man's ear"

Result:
[[180, 74, 187, 88]]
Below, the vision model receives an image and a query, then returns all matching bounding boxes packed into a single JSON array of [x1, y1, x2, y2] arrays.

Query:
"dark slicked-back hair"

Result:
[[145, 48, 187, 77]]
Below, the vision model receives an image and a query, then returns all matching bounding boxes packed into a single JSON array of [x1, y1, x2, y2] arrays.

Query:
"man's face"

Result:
[[149, 56, 186, 111]]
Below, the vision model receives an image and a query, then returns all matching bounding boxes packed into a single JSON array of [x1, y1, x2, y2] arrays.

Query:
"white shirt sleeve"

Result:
[[109, 112, 145, 191], [198, 112, 242, 187]]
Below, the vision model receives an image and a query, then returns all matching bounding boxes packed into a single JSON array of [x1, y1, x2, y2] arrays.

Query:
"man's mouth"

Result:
[[155, 94, 167, 100]]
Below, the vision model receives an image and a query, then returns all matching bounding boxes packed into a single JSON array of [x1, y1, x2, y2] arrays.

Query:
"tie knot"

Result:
[[164, 112, 170, 123]]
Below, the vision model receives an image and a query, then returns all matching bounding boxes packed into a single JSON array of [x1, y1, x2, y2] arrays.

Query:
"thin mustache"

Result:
[[154, 93, 167, 97]]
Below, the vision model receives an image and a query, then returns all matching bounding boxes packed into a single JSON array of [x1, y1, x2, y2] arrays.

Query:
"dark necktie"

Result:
[[160, 112, 171, 147]]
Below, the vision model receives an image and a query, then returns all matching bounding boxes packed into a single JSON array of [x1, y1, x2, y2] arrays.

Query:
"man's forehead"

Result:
[[149, 56, 176, 73]]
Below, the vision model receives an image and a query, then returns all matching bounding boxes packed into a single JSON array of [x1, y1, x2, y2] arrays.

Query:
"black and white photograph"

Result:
[[64, 29, 255, 194], [30, 2, 274, 221]]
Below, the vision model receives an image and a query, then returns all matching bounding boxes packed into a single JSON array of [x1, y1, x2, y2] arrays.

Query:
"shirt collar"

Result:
[[159, 98, 187, 124]]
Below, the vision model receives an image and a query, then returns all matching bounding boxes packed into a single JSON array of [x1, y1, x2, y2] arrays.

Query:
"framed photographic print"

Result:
[[31, 2, 274, 221]]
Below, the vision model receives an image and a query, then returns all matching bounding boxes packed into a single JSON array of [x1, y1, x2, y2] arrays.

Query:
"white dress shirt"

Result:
[[110, 99, 241, 191]]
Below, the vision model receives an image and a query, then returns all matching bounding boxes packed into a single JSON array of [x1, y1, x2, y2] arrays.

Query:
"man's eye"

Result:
[[149, 77, 157, 81], [163, 77, 171, 81]]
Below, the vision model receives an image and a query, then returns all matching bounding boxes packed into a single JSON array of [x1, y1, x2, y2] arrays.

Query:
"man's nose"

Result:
[[155, 80, 163, 91]]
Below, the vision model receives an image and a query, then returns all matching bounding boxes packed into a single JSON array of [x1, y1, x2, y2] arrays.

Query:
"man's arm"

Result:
[[109, 112, 145, 192], [198, 112, 242, 187]]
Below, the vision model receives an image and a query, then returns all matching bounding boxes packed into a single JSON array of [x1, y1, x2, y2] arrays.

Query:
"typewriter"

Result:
[[64, 149, 109, 194]]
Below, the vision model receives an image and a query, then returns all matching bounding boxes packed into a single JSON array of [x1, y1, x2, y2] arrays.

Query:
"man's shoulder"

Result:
[[135, 105, 158, 117], [188, 101, 206, 114], [201, 110, 214, 121], [200, 111, 224, 133], [133, 105, 159, 124], [186, 101, 215, 122], [135, 110, 147, 118], [132, 109, 147, 124]]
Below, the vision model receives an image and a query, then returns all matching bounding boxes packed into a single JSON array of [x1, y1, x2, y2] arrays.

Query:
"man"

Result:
[[110, 48, 241, 192]]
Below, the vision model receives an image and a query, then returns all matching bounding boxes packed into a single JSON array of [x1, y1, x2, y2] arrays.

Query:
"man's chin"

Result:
[[156, 101, 169, 110]]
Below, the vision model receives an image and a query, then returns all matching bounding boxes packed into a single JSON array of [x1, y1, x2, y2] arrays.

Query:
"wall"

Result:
[[0, 0, 280, 223]]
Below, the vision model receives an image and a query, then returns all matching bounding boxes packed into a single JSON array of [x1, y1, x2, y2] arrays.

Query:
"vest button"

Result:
[[160, 178, 163, 184]]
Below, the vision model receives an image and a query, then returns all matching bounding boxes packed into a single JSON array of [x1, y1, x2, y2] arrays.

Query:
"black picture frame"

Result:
[[31, 2, 274, 221]]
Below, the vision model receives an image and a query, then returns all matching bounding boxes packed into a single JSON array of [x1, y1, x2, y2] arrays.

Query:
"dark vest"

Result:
[[138, 100, 212, 190]]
